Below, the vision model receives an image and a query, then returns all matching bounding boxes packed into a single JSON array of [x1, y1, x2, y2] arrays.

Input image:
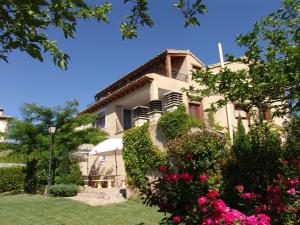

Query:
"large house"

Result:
[[82, 49, 282, 137], [80, 49, 283, 185]]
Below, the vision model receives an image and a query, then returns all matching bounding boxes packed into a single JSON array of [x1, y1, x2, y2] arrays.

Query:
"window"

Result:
[[96, 111, 105, 128], [100, 155, 106, 161], [189, 102, 204, 120], [123, 109, 132, 130], [234, 104, 249, 120]]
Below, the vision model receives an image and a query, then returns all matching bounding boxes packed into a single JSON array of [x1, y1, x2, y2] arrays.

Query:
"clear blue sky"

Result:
[[0, 0, 281, 118]]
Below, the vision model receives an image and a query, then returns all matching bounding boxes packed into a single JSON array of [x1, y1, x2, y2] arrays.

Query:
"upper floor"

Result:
[[82, 49, 284, 138]]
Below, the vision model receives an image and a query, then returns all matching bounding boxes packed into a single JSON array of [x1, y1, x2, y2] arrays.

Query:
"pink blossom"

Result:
[[257, 214, 270, 225], [199, 207, 208, 213], [287, 188, 296, 195], [199, 174, 208, 182], [235, 185, 244, 193], [172, 215, 181, 224], [244, 215, 258, 225], [279, 159, 288, 166], [201, 217, 218, 225], [206, 189, 219, 199], [242, 192, 256, 200], [197, 196, 207, 206], [213, 199, 229, 213], [267, 186, 280, 193], [180, 173, 193, 182]]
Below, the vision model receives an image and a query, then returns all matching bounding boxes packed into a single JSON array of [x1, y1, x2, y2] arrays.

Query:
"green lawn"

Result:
[[0, 193, 163, 225]]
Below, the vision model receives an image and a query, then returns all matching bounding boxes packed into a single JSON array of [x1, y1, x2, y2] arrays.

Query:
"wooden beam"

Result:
[[166, 54, 172, 78]]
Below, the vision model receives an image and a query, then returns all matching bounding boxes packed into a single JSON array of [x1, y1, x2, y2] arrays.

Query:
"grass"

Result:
[[0, 193, 163, 225]]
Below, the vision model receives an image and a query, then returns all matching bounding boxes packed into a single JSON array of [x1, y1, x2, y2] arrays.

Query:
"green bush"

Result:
[[55, 163, 84, 185], [166, 131, 226, 189], [123, 123, 165, 189], [0, 166, 25, 192], [222, 118, 282, 208], [48, 184, 78, 197], [157, 104, 204, 140]]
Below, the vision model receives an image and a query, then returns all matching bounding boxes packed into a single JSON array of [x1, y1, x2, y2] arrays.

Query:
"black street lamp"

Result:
[[47, 124, 56, 187]]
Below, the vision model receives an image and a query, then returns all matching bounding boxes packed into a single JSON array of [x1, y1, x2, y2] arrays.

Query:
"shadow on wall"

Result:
[[88, 155, 114, 176]]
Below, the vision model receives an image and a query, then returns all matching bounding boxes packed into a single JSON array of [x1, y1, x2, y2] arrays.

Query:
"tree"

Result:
[[0, 0, 207, 69], [190, 0, 300, 117], [7, 100, 107, 192]]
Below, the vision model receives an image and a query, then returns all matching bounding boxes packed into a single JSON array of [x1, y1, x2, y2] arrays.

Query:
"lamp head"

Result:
[[48, 124, 56, 134]]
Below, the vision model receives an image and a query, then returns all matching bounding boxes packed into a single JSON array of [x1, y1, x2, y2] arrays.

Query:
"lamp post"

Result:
[[47, 124, 56, 187]]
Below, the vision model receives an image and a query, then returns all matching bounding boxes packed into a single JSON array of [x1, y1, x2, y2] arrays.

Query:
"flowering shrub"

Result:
[[145, 166, 272, 225], [234, 160, 300, 225]]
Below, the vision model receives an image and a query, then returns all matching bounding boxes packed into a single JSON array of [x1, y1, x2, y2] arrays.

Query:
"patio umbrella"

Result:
[[89, 138, 123, 175]]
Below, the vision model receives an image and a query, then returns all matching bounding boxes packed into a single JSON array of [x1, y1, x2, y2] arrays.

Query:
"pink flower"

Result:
[[159, 166, 167, 173], [199, 174, 208, 182], [287, 188, 296, 195], [257, 214, 270, 225], [199, 207, 208, 213], [180, 173, 193, 182], [172, 215, 181, 224], [244, 215, 258, 225], [197, 196, 207, 206], [242, 192, 256, 200], [279, 159, 288, 166], [267, 186, 281, 193], [206, 189, 219, 199], [213, 199, 229, 213], [287, 178, 299, 187], [223, 209, 245, 223], [235, 185, 244, 193]]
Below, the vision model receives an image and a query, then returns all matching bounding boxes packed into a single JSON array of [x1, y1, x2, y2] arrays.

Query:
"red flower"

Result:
[[197, 196, 207, 206], [242, 192, 256, 199], [287, 188, 296, 195], [180, 173, 193, 182], [235, 185, 244, 193], [213, 199, 229, 213], [159, 166, 167, 173], [199, 207, 208, 213], [163, 174, 178, 181], [206, 189, 219, 199], [186, 152, 193, 159], [172, 215, 181, 224], [293, 159, 300, 165], [199, 174, 208, 182]]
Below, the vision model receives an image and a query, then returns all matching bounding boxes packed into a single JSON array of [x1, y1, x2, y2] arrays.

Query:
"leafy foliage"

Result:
[[55, 162, 84, 185], [222, 118, 282, 207], [157, 104, 204, 141], [48, 184, 78, 197], [1, 0, 207, 67], [6, 100, 107, 193], [190, 0, 300, 116], [283, 115, 300, 163], [0, 0, 112, 69], [123, 123, 165, 189], [0, 166, 25, 192]]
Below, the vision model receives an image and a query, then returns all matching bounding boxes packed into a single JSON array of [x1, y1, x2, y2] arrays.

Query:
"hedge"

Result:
[[48, 184, 78, 197], [0, 166, 25, 192]]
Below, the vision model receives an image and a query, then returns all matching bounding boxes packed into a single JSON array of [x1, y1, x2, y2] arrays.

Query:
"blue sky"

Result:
[[0, 0, 281, 118]]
